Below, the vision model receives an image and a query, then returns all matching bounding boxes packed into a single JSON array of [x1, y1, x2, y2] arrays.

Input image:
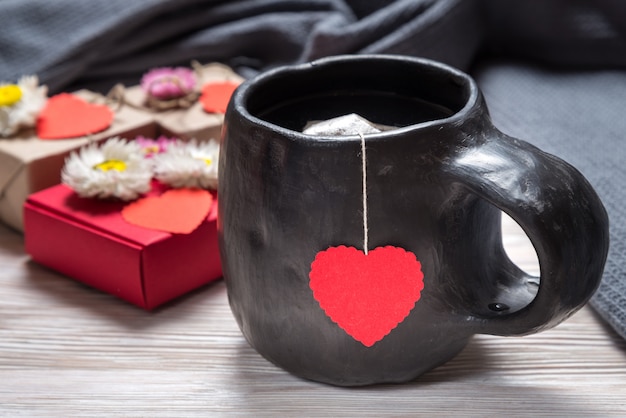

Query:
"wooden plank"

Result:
[[0, 215, 624, 416]]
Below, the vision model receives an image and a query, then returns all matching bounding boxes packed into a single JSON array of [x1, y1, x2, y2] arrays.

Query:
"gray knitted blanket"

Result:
[[1, 0, 624, 339]]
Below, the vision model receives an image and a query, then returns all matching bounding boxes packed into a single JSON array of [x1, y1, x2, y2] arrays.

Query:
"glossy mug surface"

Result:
[[218, 55, 609, 386]]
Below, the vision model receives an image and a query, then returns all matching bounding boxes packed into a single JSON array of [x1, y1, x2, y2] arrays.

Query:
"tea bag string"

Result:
[[359, 132, 369, 255]]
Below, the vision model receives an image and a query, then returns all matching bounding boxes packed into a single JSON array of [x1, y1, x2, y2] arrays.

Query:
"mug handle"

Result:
[[446, 127, 609, 336]]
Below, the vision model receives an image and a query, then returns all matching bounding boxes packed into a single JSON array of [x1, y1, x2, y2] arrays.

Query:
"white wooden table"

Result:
[[1, 216, 625, 416]]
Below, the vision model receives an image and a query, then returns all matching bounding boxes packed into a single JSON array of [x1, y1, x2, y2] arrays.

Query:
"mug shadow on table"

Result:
[[229, 336, 614, 416]]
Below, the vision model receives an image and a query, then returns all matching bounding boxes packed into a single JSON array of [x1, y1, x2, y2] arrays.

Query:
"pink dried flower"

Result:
[[135, 135, 177, 157], [140, 67, 196, 100]]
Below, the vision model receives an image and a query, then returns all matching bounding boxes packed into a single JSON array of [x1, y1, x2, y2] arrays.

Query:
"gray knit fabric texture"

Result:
[[1, 0, 625, 338], [475, 63, 626, 339]]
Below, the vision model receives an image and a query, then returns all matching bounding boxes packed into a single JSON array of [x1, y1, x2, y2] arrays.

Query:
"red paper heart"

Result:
[[200, 81, 240, 114], [309, 245, 424, 347], [121, 188, 214, 234], [37, 93, 113, 139]]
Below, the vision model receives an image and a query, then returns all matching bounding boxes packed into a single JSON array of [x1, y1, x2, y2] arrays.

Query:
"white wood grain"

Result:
[[0, 215, 625, 417]]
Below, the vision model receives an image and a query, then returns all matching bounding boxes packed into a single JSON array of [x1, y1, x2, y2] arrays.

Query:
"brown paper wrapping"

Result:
[[1, 63, 242, 232], [0, 90, 157, 231], [123, 63, 244, 141]]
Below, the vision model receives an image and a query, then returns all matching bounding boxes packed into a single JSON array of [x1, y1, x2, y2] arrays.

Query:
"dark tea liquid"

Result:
[[256, 90, 455, 132]]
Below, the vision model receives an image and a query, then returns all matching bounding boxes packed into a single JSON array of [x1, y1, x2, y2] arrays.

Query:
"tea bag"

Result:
[[302, 113, 396, 135]]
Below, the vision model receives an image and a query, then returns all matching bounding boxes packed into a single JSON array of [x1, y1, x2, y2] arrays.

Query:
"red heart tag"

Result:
[[199, 81, 240, 114], [309, 245, 424, 347], [37, 93, 113, 139], [121, 188, 214, 234]]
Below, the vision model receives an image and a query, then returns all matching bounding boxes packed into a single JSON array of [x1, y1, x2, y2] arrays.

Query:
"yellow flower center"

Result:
[[94, 160, 127, 172], [194, 156, 212, 166], [0, 84, 22, 107]]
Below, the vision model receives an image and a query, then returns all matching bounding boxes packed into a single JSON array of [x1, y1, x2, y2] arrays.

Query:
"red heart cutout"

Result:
[[37, 93, 113, 139], [121, 188, 214, 234], [200, 81, 240, 114], [309, 245, 424, 347]]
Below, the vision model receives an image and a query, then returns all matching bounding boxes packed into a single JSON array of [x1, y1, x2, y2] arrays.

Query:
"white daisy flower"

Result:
[[152, 139, 220, 189], [62, 137, 153, 200], [0, 75, 48, 137]]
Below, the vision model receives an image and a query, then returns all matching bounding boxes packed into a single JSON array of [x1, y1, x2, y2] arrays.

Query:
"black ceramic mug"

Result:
[[218, 55, 609, 386]]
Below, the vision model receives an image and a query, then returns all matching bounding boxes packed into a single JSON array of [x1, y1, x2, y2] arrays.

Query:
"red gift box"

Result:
[[23, 183, 222, 310]]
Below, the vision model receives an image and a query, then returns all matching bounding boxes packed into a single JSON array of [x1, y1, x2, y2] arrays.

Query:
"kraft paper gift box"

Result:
[[0, 90, 156, 231], [23, 183, 222, 310], [123, 63, 244, 142]]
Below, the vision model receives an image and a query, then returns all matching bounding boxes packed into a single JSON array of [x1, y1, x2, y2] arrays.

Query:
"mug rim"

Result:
[[230, 54, 480, 142]]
